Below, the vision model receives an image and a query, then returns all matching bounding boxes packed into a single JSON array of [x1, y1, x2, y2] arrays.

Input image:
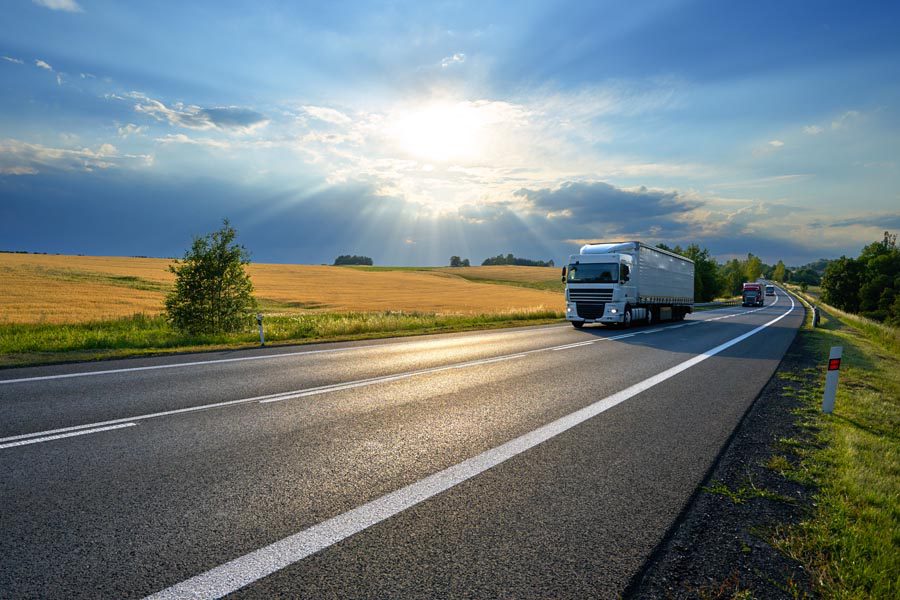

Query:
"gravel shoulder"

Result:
[[626, 324, 818, 599]]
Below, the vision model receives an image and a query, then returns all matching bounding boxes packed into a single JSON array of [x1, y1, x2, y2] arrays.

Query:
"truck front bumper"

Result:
[[566, 301, 626, 324]]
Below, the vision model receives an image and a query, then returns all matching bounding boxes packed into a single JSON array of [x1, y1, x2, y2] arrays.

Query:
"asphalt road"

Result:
[[0, 290, 803, 599]]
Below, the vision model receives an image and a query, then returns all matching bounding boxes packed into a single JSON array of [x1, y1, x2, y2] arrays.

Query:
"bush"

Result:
[[165, 220, 258, 334]]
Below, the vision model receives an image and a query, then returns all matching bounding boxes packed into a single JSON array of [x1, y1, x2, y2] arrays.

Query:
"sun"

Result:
[[390, 102, 484, 162]]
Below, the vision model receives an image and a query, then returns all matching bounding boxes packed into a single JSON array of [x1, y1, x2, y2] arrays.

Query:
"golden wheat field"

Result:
[[0, 253, 564, 324]]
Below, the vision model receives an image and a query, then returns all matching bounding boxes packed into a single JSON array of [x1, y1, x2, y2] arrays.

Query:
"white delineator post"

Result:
[[257, 313, 265, 347], [822, 345, 843, 414]]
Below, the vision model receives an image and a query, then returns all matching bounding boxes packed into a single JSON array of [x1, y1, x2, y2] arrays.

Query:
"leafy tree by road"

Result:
[[165, 220, 257, 334], [772, 260, 786, 282], [823, 231, 900, 324]]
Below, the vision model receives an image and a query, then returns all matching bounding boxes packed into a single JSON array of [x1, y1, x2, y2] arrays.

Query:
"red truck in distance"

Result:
[[742, 282, 765, 307]]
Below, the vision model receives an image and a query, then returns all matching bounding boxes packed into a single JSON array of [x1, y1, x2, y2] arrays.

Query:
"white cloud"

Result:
[[441, 53, 466, 68], [127, 92, 269, 133], [0, 166, 38, 175], [35, 59, 53, 71], [155, 133, 233, 149], [303, 105, 352, 125], [118, 123, 147, 138], [803, 125, 823, 135], [831, 110, 860, 130], [32, 0, 83, 12], [2, 56, 24, 64], [0, 138, 150, 174], [56, 73, 62, 86], [768, 139, 784, 148]]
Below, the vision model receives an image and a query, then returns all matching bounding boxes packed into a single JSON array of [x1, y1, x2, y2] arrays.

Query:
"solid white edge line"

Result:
[[0, 422, 136, 449], [144, 294, 797, 600]]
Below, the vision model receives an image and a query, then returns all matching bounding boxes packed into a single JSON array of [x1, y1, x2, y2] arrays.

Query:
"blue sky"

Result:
[[2, 0, 899, 266]]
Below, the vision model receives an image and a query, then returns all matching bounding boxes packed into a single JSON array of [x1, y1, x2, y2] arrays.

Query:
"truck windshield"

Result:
[[567, 263, 619, 283]]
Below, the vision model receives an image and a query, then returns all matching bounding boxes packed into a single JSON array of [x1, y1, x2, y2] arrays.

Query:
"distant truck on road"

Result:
[[742, 282, 765, 307], [765, 284, 775, 296], [562, 241, 694, 328]]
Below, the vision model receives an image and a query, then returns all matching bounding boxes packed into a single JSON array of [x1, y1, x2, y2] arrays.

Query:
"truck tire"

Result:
[[646, 308, 654, 326], [572, 321, 585, 329], [623, 308, 632, 328]]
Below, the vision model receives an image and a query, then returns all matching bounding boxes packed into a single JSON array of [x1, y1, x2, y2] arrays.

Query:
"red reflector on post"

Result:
[[828, 358, 841, 371]]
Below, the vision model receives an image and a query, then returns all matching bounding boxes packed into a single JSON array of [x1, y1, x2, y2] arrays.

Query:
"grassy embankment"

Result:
[[0, 254, 564, 367], [771, 287, 899, 598]]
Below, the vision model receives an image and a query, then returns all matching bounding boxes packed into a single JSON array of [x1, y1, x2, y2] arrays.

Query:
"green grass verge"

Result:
[[0, 310, 565, 368], [773, 294, 899, 599]]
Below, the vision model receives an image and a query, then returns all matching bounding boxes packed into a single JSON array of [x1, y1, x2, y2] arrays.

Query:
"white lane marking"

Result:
[[3, 297, 787, 445], [550, 341, 596, 351], [0, 351, 537, 445], [0, 423, 135, 450], [145, 295, 797, 600], [0, 325, 573, 385]]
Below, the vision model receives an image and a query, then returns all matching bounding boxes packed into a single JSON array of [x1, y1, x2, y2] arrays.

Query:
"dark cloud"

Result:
[[515, 181, 701, 239], [828, 213, 900, 229], [200, 107, 268, 130], [0, 172, 875, 268]]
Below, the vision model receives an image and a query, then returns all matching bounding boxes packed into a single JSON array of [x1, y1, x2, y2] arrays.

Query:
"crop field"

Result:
[[0, 253, 564, 324]]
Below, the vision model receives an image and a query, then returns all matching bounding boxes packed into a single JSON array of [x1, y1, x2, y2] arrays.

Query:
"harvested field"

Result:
[[0, 254, 564, 324]]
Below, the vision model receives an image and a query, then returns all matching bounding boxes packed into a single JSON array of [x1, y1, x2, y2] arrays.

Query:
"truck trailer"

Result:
[[563, 241, 694, 328]]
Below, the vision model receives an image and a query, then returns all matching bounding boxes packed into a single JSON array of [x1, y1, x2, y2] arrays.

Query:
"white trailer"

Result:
[[562, 241, 694, 328]]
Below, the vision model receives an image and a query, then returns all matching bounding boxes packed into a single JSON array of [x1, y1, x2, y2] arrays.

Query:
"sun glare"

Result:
[[390, 102, 484, 162]]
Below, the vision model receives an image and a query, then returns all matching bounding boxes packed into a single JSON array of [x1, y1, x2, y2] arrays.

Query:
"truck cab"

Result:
[[742, 282, 765, 307], [564, 253, 637, 326]]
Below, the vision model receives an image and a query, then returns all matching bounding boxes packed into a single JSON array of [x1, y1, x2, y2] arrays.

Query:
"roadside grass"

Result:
[[0, 309, 564, 368], [771, 295, 900, 599], [703, 478, 796, 505]]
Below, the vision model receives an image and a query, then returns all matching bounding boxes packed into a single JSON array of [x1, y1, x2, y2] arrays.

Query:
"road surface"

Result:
[[0, 291, 802, 598]]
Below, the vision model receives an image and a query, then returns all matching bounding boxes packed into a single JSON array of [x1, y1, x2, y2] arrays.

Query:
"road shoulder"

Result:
[[627, 321, 816, 599]]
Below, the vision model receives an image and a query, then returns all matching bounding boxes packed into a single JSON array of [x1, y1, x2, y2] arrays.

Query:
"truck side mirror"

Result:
[[561, 266, 567, 282], [621, 265, 630, 283]]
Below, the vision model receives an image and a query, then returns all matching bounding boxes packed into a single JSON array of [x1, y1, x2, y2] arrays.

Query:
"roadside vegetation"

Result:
[[770, 288, 899, 598], [0, 309, 564, 368]]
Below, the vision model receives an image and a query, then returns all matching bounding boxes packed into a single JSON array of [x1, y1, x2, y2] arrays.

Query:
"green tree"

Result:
[[449, 256, 462, 267], [745, 253, 763, 281], [165, 219, 257, 334], [772, 260, 786, 282], [681, 244, 721, 302], [722, 258, 746, 296], [822, 256, 864, 313]]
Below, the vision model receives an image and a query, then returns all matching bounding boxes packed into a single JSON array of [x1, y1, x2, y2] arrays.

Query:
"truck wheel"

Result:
[[572, 321, 585, 329], [646, 309, 653, 326], [623, 308, 632, 328]]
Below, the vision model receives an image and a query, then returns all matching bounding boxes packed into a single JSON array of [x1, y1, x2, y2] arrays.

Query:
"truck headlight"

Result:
[[610, 308, 618, 314]]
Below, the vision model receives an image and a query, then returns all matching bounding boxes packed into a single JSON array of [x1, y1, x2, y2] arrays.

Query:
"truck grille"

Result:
[[576, 303, 605, 319], [568, 288, 614, 302]]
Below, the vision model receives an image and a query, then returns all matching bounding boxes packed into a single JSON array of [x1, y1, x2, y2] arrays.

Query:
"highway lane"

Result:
[[0, 303, 769, 440], [0, 291, 803, 598]]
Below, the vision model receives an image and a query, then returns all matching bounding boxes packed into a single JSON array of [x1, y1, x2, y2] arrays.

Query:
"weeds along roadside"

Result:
[[772, 290, 899, 599], [0, 309, 565, 368]]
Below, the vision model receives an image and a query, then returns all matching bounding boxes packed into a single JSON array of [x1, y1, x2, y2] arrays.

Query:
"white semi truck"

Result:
[[562, 241, 695, 328]]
